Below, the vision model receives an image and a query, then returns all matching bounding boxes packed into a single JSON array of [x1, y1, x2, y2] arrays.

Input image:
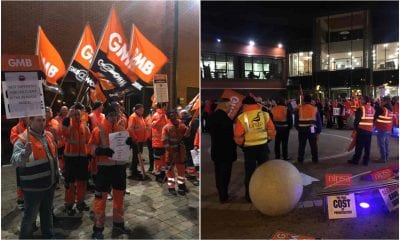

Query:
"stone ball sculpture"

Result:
[[249, 160, 303, 216]]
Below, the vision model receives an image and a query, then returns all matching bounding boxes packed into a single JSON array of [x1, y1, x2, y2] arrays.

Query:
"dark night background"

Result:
[[201, 1, 399, 50]]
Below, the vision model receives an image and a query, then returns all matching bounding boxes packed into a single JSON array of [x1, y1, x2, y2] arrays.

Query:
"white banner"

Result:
[[109, 131, 130, 162], [327, 193, 357, 219], [153, 74, 169, 103], [2, 72, 45, 119]]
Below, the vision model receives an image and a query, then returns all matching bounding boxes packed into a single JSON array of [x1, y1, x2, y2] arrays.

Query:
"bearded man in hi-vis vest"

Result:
[[234, 96, 276, 203]]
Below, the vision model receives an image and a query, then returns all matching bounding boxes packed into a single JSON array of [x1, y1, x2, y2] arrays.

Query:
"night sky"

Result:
[[201, 1, 399, 49]]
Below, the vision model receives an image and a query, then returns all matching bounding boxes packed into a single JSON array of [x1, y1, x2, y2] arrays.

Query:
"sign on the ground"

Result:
[[325, 173, 352, 188], [1, 55, 45, 119], [379, 185, 399, 212], [153, 73, 168, 103], [327, 193, 357, 219], [271, 230, 315, 239]]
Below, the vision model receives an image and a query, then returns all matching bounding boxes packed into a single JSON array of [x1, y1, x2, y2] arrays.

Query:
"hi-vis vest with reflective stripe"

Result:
[[237, 109, 269, 147], [358, 104, 375, 132], [95, 123, 126, 166], [128, 113, 146, 142], [376, 107, 393, 131], [298, 104, 317, 128], [162, 121, 187, 163], [152, 110, 167, 148], [18, 130, 57, 191], [63, 121, 90, 157], [271, 105, 288, 127]]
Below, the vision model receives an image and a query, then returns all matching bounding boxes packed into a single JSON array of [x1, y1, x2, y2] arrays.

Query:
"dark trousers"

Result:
[[274, 128, 290, 159], [336, 117, 344, 129], [146, 139, 154, 171], [214, 161, 233, 202], [130, 142, 144, 175], [243, 144, 269, 198], [352, 131, 372, 164], [297, 131, 318, 162]]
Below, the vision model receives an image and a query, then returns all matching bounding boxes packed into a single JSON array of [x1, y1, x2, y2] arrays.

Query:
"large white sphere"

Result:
[[249, 160, 303, 216]]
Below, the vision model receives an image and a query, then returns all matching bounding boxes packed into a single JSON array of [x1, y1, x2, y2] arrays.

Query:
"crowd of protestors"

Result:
[[9, 98, 199, 239], [204, 93, 398, 204]]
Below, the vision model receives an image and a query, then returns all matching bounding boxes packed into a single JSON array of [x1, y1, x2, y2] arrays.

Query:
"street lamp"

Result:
[[249, 40, 255, 46], [278, 43, 283, 48]]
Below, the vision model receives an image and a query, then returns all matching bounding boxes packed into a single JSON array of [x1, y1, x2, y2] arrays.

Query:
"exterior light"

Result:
[[348, 52, 352, 56], [278, 43, 283, 48], [372, 49, 375, 53], [299, 52, 304, 56], [316, 85, 320, 90], [217, 38, 221, 43], [356, 62, 360, 66], [384, 43, 388, 48], [331, 58, 335, 61], [326, 54, 329, 57], [359, 202, 370, 209], [309, 51, 313, 55], [57, 99, 62, 103], [249, 40, 255, 46], [388, 54, 394, 59]]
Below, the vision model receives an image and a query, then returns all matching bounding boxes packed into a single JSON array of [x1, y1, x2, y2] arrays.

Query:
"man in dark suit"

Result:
[[207, 98, 237, 203]]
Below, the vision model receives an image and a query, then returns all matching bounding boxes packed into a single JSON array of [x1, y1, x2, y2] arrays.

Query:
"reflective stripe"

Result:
[[97, 161, 126, 166], [20, 170, 51, 180], [25, 158, 48, 167], [377, 119, 392, 123], [359, 122, 373, 126], [64, 153, 87, 157], [98, 126, 107, 147]]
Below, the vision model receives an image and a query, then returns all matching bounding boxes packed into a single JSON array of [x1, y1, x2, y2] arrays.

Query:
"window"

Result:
[[373, 42, 399, 71], [244, 56, 282, 80], [201, 53, 235, 79], [289, 52, 312, 76]]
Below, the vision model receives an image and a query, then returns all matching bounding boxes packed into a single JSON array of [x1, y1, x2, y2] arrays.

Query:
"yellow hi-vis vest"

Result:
[[237, 109, 269, 147]]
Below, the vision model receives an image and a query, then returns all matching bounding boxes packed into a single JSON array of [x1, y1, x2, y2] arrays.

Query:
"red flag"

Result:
[[36, 26, 66, 85], [66, 23, 97, 88], [221, 89, 245, 119], [90, 7, 142, 91], [129, 25, 168, 83]]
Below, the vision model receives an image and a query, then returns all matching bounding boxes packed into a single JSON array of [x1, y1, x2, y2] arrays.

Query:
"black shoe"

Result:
[[65, 206, 76, 216], [347, 160, 358, 165], [156, 174, 166, 183], [92, 231, 104, 239], [76, 201, 90, 212], [113, 223, 132, 234], [178, 184, 189, 195], [168, 188, 177, 196], [282, 157, 291, 161], [32, 223, 39, 232], [17, 200, 24, 210]]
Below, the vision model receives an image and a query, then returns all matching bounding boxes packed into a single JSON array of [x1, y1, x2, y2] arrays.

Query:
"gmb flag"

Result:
[[36, 26, 66, 85], [90, 7, 143, 91], [66, 23, 97, 89], [129, 25, 168, 83]]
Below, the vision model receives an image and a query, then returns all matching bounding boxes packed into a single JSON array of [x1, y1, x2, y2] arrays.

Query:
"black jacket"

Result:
[[208, 109, 237, 162]]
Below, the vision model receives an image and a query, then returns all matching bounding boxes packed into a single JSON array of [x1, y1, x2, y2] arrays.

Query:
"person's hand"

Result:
[[126, 137, 133, 146], [25, 142, 32, 156], [193, 146, 199, 152]]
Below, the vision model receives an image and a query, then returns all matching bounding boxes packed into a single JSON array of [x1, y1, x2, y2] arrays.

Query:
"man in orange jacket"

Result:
[[127, 104, 148, 180], [162, 110, 190, 195], [145, 108, 155, 173], [89, 101, 105, 130], [271, 98, 292, 160], [234, 96, 276, 202], [89, 103, 131, 239], [152, 103, 168, 183], [62, 103, 91, 215]]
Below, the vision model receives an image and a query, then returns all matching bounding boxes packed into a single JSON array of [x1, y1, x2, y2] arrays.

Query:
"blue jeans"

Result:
[[20, 186, 55, 239], [377, 130, 390, 161]]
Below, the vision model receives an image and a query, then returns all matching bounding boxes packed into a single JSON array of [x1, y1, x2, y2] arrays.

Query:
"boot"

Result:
[[156, 171, 166, 183], [168, 188, 177, 196], [178, 184, 189, 195], [65, 205, 76, 216], [113, 222, 132, 234], [76, 201, 90, 212], [92, 226, 104, 239]]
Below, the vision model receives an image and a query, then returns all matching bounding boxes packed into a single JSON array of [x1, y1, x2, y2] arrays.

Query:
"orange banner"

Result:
[[74, 23, 96, 69], [129, 25, 168, 83], [221, 89, 245, 119], [90, 82, 107, 103], [36, 26, 66, 85]]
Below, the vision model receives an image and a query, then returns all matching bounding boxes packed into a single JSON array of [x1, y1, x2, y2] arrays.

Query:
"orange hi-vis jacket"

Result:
[[298, 104, 318, 129], [145, 114, 153, 141], [62, 119, 91, 157], [46, 118, 62, 148], [152, 109, 168, 148], [128, 112, 146, 142], [234, 104, 276, 147], [117, 112, 128, 129], [89, 118, 126, 166], [162, 120, 188, 164], [10, 121, 26, 145], [376, 107, 394, 132], [271, 105, 289, 127], [358, 103, 375, 132], [89, 111, 105, 130], [17, 129, 58, 191]]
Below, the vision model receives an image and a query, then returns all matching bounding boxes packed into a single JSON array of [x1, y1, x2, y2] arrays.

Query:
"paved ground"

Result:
[[201, 128, 399, 239], [1, 148, 199, 239]]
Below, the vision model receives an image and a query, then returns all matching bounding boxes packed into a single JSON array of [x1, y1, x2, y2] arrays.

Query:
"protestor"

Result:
[[348, 96, 375, 166], [271, 98, 292, 160], [89, 103, 131, 239], [10, 117, 29, 210], [152, 103, 168, 183], [295, 95, 322, 164], [145, 108, 155, 173], [127, 103, 148, 180], [234, 96, 276, 203], [11, 116, 59, 239], [45, 106, 64, 173], [208, 98, 237, 203], [89, 101, 105, 130], [374, 96, 395, 163], [162, 110, 190, 195], [54, 105, 68, 125], [62, 103, 91, 215]]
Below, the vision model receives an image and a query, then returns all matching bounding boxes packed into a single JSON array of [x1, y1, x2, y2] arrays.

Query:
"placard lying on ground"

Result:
[[325, 173, 352, 188], [271, 230, 315, 239], [379, 185, 399, 212], [327, 193, 357, 219]]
